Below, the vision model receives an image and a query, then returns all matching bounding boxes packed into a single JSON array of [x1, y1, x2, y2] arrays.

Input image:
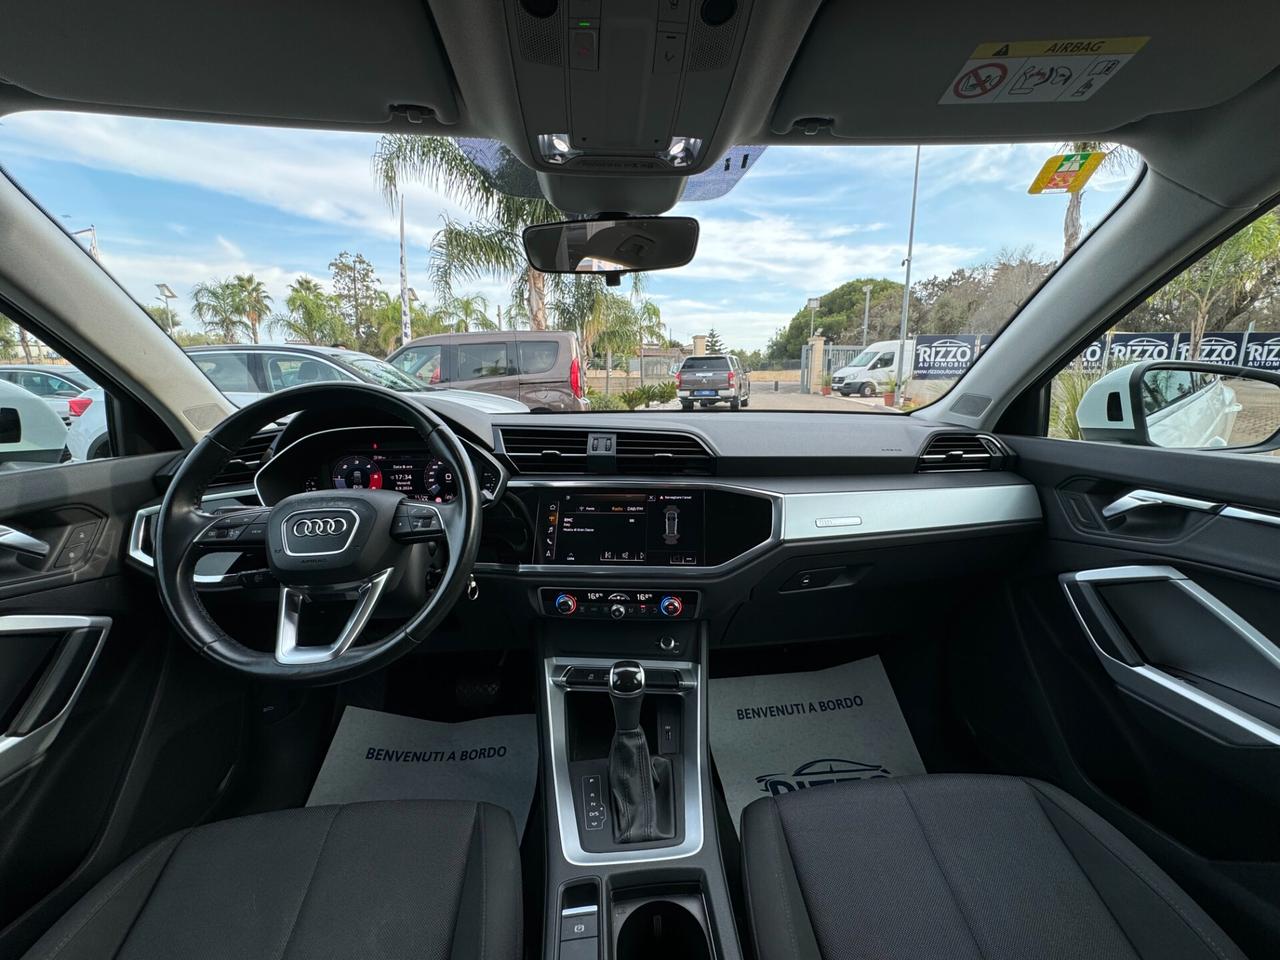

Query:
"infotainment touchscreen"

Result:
[[539, 492, 705, 566]]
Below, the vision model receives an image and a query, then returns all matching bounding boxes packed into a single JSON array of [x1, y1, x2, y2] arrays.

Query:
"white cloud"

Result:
[[1, 113, 466, 249], [215, 235, 245, 259]]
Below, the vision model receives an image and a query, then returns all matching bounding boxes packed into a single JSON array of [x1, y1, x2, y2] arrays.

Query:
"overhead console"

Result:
[[505, 0, 752, 177]]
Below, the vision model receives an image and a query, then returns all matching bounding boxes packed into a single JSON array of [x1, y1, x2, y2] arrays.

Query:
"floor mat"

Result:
[[709, 655, 926, 831], [307, 707, 539, 841]]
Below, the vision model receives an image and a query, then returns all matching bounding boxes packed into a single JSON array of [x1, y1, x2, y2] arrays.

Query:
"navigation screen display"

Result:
[[539, 492, 705, 565]]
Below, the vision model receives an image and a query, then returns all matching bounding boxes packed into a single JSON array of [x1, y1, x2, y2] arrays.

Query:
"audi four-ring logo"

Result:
[[292, 516, 348, 537]]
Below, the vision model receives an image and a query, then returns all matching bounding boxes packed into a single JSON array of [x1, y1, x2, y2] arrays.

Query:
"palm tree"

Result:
[[234, 274, 272, 344], [371, 138, 562, 328], [366, 291, 452, 355], [271, 277, 346, 345], [442, 292, 497, 333], [191, 279, 251, 343], [1060, 142, 1139, 257]]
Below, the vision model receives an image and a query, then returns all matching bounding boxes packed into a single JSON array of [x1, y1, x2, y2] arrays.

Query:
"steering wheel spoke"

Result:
[[276, 568, 394, 665]]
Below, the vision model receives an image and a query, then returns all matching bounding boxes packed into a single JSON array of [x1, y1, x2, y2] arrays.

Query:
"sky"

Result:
[[0, 112, 1137, 352]]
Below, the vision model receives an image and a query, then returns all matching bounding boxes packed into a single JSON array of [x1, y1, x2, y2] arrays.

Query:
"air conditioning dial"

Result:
[[659, 595, 683, 617], [554, 593, 578, 615]]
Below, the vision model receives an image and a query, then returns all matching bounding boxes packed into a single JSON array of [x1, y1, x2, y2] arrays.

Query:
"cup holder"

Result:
[[615, 898, 711, 960]]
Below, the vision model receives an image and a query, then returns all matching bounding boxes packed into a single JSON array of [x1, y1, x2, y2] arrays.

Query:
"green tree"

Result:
[[704, 328, 726, 353], [0, 314, 18, 360], [367, 290, 451, 355], [271, 277, 347, 345], [191, 279, 251, 343], [234, 274, 272, 344], [145, 304, 180, 334], [328, 252, 380, 350], [372, 137, 562, 328]]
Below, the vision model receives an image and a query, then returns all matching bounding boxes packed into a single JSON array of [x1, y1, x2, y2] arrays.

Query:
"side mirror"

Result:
[[0, 407, 21, 444], [1075, 360, 1280, 450]]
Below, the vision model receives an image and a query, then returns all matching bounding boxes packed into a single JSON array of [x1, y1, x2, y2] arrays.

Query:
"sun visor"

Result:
[[770, 0, 1280, 141], [0, 0, 459, 125]]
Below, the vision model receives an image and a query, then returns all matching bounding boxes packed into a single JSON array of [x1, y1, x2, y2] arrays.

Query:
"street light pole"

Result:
[[398, 195, 412, 347], [861, 284, 873, 349], [807, 297, 821, 337], [155, 282, 177, 337], [894, 145, 921, 409]]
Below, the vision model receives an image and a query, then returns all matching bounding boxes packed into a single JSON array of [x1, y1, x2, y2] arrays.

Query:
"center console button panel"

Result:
[[540, 587, 698, 620]]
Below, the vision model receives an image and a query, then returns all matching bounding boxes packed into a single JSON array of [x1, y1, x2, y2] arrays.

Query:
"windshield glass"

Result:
[[341, 356, 424, 392], [0, 113, 1137, 413]]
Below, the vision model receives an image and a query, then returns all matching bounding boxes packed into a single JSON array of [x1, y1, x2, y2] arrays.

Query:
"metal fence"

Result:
[[799, 343, 867, 392]]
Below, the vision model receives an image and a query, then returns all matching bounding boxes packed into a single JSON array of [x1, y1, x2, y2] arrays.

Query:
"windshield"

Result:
[[341, 356, 425, 392], [0, 113, 1137, 413]]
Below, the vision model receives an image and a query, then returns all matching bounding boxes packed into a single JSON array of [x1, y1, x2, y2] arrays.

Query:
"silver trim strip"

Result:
[[1220, 505, 1280, 529], [782, 484, 1041, 541], [275, 568, 393, 665], [0, 615, 112, 780], [1062, 566, 1280, 748], [561, 905, 598, 917], [544, 656, 704, 866], [0, 525, 50, 558], [128, 488, 260, 585]]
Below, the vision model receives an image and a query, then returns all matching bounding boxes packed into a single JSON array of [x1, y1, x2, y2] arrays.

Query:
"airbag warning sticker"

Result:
[[940, 37, 1149, 105]]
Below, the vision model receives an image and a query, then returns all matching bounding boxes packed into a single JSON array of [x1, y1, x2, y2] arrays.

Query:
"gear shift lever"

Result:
[[609, 661, 645, 731], [606, 660, 673, 843]]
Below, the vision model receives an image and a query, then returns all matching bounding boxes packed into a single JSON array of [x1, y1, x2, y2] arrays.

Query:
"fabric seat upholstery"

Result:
[[22, 799, 521, 960], [741, 774, 1246, 960]]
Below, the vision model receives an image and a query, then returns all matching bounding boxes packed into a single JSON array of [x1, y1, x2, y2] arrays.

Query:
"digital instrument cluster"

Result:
[[326, 449, 458, 503]]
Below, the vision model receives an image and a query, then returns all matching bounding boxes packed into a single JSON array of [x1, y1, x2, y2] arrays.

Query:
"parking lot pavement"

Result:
[[665, 392, 899, 413]]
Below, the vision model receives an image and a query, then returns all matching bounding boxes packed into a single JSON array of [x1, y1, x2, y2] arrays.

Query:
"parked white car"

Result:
[[0, 378, 68, 466], [0, 364, 97, 425]]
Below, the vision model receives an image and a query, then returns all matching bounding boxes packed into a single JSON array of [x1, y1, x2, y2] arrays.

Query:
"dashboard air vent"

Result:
[[212, 428, 279, 487], [615, 431, 713, 475], [498, 428, 590, 473], [916, 433, 1008, 472]]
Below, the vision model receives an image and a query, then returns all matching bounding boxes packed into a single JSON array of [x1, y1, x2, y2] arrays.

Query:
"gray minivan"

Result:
[[387, 330, 588, 411]]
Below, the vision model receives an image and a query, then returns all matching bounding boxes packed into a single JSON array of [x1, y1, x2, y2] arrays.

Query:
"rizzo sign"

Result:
[[912, 335, 979, 380]]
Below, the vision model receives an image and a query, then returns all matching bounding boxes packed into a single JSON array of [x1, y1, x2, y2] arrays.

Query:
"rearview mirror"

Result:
[[522, 217, 698, 275], [1075, 360, 1280, 450], [0, 407, 21, 444]]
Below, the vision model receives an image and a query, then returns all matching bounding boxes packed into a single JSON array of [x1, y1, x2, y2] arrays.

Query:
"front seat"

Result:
[[742, 774, 1246, 960], [22, 800, 521, 960]]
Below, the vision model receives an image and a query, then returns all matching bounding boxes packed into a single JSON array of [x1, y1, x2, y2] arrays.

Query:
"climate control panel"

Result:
[[539, 588, 698, 621]]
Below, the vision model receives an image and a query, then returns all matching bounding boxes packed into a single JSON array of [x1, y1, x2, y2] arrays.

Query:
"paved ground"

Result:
[[655, 391, 899, 413]]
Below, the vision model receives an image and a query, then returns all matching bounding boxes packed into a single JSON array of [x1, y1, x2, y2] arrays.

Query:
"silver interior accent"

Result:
[[0, 524, 50, 558], [0, 615, 111, 781], [1063, 565, 1280, 748], [128, 487, 260, 585], [1219, 504, 1280, 529], [544, 656, 703, 866], [1101, 489, 1220, 519], [275, 568, 393, 665], [782, 484, 1040, 541]]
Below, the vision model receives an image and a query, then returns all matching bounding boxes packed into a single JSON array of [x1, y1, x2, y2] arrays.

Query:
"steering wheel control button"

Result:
[[555, 593, 578, 615], [390, 501, 443, 543]]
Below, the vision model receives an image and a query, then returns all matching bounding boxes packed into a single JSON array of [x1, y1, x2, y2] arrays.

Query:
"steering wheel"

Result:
[[154, 383, 482, 683]]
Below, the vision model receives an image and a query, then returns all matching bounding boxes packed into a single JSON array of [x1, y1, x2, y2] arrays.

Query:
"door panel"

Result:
[[0, 454, 250, 960], [953, 434, 1280, 957]]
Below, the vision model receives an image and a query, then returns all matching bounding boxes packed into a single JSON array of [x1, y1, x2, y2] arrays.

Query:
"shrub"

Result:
[[586, 388, 626, 411]]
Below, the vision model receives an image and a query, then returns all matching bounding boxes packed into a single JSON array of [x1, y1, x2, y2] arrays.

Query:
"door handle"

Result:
[[1100, 489, 1221, 520], [0, 524, 50, 558]]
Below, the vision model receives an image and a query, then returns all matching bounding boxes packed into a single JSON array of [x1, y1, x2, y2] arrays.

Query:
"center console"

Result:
[[539, 615, 738, 960]]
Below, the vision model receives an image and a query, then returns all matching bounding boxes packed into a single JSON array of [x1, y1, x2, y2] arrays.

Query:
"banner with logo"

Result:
[[912, 334, 979, 380], [1108, 332, 1177, 363], [1077, 337, 1108, 371], [1173, 331, 1246, 364], [1244, 331, 1280, 371]]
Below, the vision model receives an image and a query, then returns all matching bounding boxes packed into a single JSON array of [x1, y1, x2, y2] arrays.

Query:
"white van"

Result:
[[832, 339, 914, 397]]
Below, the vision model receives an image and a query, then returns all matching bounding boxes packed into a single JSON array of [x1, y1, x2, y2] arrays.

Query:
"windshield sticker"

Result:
[[940, 36, 1149, 105], [1028, 151, 1106, 194]]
